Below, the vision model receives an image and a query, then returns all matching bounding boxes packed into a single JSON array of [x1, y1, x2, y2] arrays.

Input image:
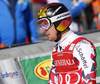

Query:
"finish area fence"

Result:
[[0, 30, 100, 84]]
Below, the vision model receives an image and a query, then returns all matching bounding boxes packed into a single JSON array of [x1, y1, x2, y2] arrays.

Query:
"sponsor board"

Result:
[[20, 54, 51, 84], [96, 46, 100, 84], [34, 59, 50, 80], [19, 47, 100, 84], [0, 58, 27, 84]]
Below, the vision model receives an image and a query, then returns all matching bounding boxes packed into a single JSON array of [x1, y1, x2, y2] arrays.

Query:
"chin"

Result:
[[48, 37, 57, 41], [49, 39, 56, 41], [49, 39, 53, 41]]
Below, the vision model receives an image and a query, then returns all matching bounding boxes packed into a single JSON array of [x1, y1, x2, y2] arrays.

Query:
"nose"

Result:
[[42, 29, 46, 33]]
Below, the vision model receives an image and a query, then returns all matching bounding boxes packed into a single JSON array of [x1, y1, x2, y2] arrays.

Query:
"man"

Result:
[[38, 3, 97, 84], [0, 0, 39, 47]]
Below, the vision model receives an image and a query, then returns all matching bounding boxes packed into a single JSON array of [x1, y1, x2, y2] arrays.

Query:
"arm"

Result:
[[47, 0, 93, 18], [70, 0, 93, 18], [69, 1, 87, 18], [73, 40, 97, 84], [58, 0, 93, 18], [48, 53, 58, 84], [25, 1, 39, 42]]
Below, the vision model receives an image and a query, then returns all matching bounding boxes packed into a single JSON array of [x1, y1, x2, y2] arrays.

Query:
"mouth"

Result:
[[47, 34, 49, 36], [46, 34, 49, 38]]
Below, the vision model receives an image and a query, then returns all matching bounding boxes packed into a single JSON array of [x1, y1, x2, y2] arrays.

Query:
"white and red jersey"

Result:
[[49, 30, 97, 84]]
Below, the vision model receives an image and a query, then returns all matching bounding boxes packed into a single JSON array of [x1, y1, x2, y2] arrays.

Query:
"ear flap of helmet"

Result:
[[56, 17, 72, 31], [54, 31, 61, 42]]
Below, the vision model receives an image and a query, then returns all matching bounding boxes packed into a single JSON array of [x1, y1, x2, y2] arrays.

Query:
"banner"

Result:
[[0, 58, 27, 84], [19, 53, 51, 84], [96, 46, 100, 84], [19, 46, 100, 84]]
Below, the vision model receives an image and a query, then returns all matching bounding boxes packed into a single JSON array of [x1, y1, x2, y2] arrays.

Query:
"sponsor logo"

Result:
[[52, 6, 62, 15], [1, 71, 18, 78], [76, 45, 88, 69], [54, 59, 75, 66], [57, 13, 70, 19], [34, 59, 51, 80], [58, 72, 80, 84]]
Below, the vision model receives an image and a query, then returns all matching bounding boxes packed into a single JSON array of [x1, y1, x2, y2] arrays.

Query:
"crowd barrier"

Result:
[[0, 30, 100, 84]]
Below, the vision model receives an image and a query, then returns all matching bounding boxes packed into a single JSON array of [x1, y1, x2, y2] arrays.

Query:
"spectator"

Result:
[[0, 0, 39, 47], [46, 0, 93, 32], [28, 0, 47, 36]]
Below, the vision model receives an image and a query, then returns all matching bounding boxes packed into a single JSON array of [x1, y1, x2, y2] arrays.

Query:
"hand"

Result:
[[83, 0, 93, 4]]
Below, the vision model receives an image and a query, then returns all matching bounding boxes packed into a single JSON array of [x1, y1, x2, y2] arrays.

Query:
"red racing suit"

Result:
[[48, 30, 97, 84]]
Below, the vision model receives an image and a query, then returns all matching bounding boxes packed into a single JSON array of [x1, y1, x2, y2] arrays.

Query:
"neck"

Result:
[[60, 29, 70, 39]]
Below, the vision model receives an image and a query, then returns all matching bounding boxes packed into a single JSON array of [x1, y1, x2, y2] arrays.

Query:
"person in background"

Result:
[[46, 0, 93, 32], [0, 0, 39, 47], [29, 0, 47, 35], [38, 3, 97, 84]]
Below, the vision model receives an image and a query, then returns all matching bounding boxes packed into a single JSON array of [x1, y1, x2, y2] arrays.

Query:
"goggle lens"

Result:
[[38, 18, 50, 30]]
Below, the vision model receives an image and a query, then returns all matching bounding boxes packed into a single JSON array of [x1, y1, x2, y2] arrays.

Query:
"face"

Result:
[[41, 24, 57, 41]]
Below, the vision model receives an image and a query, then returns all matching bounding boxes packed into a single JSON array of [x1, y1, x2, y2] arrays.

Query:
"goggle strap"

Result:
[[50, 11, 71, 23]]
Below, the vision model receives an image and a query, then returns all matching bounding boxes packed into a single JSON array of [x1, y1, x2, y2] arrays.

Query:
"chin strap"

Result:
[[54, 31, 61, 42]]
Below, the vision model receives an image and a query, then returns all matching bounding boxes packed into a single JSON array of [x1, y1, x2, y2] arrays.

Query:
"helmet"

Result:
[[38, 3, 72, 32]]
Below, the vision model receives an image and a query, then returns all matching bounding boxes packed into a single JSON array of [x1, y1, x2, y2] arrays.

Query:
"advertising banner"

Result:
[[19, 46, 100, 84], [19, 53, 51, 84], [96, 46, 100, 84], [0, 58, 27, 84]]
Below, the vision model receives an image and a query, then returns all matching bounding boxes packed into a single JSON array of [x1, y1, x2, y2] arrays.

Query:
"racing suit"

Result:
[[49, 30, 97, 84]]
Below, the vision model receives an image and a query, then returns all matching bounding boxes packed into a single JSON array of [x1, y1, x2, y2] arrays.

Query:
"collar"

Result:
[[58, 30, 72, 44], [57, 30, 80, 48]]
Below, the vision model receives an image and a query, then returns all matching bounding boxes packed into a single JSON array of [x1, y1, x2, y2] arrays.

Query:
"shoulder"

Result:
[[75, 39, 93, 50], [74, 38, 96, 56]]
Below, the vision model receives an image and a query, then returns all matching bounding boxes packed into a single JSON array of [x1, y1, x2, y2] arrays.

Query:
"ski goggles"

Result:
[[38, 11, 71, 30], [38, 18, 52, 30]]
